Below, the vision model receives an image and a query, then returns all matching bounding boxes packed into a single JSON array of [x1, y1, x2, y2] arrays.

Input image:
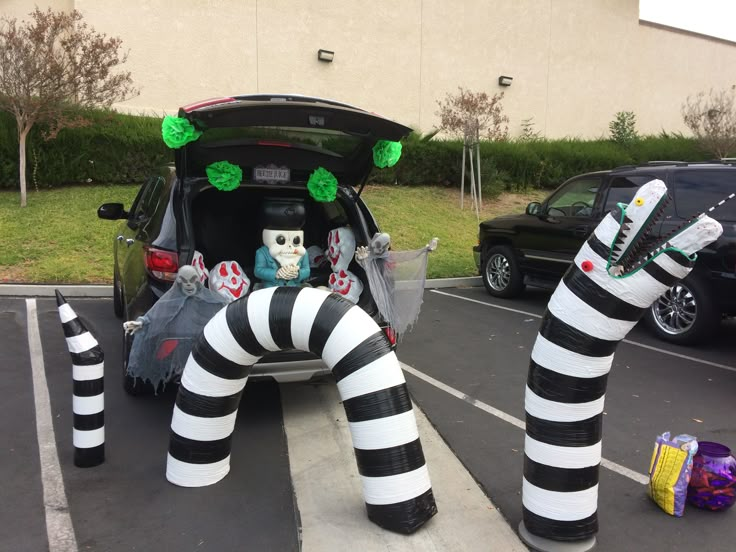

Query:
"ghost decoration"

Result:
[[254, 198, 310, 288], [209, 260, 251, 302], [326, 226, 356, 273], [328, 269, 363, 304], [191, 250, 208, 284], [307, 245, 329, 269]]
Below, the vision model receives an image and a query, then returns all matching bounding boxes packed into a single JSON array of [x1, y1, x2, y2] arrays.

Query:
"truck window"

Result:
[[674, 170, 736, 221], [604, 175, 657, 213], [545, 176, 600, 217]]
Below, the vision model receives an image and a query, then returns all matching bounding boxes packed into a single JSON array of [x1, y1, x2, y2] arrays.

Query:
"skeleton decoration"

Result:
[[356, 233, 438, 337], [209, 260, 251, 302], [166, 287, 437, 534], [123, 265, 228, 390], [191, 250, 208, 284], [326, 226, 356, 273], [328, 269, 364, 304], [518, 180, 724, 549], [254, 198, 310, 287]]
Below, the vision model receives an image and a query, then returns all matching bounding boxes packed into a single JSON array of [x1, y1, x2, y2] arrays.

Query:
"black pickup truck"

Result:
[[473, 161, 736, 345]]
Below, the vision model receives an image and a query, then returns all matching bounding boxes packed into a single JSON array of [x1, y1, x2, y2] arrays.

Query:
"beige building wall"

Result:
[[3, 0, 736, 138]]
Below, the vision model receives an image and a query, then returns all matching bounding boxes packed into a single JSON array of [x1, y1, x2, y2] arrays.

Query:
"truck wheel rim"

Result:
[[652, 283, 697, 335], [486, 253, 511, 291]]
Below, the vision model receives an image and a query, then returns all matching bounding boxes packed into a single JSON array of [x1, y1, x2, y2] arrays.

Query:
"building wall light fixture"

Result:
[[317, 49, 335, 62], [498, 75, 513, 87]]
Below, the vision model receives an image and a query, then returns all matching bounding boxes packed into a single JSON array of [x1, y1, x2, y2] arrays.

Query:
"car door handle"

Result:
[[573, 225, 590, 237]]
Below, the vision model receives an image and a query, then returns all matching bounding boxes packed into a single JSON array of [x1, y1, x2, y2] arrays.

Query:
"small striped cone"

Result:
[[55, 290, 105, 468]]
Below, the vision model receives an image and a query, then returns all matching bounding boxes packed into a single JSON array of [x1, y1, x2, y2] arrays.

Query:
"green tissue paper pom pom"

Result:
[[206, 161, 242, 191], [307, 167, 338, 202], [161, 115, 202, 149], [373, 140, 402, 168]]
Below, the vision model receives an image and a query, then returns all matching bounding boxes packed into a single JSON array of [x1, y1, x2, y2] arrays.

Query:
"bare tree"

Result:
[[0, 8, 138, 206], [682, 86, 736, 159]]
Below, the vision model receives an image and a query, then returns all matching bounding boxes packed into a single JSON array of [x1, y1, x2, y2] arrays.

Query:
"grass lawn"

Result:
[[0, 184, 546, 284]]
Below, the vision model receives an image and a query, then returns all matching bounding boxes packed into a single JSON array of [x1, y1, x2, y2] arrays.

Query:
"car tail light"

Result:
[[383, 326, 397, 346], [144, 246, 179, 282]]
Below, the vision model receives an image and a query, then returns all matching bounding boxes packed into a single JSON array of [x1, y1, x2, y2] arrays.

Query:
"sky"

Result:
[[640, 0, 736, 42]]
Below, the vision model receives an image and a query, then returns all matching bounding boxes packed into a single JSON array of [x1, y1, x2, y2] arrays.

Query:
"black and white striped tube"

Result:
[[521, 210, 718, 542], [55, 290, 105, 468], [166, 286, 437, 534]]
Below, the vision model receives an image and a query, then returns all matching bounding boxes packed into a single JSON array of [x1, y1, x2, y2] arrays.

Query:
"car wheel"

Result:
[[122, 327, 156, 396], [645, 273, 719, 346], [113, 266, 124, 319], [482, 244, 525, 298]]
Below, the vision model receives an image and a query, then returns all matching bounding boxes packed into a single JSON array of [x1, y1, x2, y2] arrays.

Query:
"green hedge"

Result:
[[0, 108, 708, 192]]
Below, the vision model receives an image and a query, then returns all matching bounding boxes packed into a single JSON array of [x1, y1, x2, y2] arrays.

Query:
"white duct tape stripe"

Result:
[[247, 287, 280, 352], [524, 386, 605, 422], [548, 282, 636, 341], [348, 410, 419, 450], [361, 465, 432, 505], [322, 307, 380, 368], [57, 303, 76, 323], [180, 357, 248, 398], [72, 394, 104, 416], [290, 288, 330, 351], [165, 453, 231, 488], [531, 333, 613, 378], [593, 213, 620, 247], [73, 427, 104, 449], [522, 478, 599, 521], [524, 435, 601, 469], [337, 352, 405, 401], [170, 406, 237, 441], [65, 332, 98, 354], [72, 363, 104, 381], [651, 252, 692, 280], [203, 309, 262, 366], [575, 243, 668, 307], [668, 214, 722, 257]]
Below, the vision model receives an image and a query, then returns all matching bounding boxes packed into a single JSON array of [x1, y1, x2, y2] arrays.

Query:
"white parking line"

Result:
[[26, 299, 78, 552], [430, 289, 736, 374], [400, 362, 650, 486]]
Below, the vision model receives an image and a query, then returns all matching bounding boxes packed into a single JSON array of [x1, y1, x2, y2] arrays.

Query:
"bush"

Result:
[[0, 109, 171, 188], [609, 111, 639, 146]]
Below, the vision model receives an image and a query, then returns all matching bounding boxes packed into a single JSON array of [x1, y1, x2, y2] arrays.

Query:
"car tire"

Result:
[[482, 244, 525, 298], [645, 273, 720, 346], [122, 328, 156, 396], [113, 266, 124, 319]]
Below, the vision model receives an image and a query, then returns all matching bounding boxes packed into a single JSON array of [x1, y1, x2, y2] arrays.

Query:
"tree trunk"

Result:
[[18, 123, 30, 208]]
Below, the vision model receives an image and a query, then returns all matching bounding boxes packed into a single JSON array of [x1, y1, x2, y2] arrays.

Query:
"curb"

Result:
[[0, 277, 482, 298]]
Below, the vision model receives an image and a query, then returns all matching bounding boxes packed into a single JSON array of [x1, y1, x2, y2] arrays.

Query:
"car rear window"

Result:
[[604, 175, 658, 213], [674, 169, 736, 221], [198, 126, 363, 158]]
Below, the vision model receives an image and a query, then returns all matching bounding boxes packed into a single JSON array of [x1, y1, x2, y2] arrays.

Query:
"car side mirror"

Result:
[[526, 202, 542, 216], [97, 203, 128, 220]]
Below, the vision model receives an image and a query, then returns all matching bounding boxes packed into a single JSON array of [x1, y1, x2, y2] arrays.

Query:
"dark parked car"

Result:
[[473, 161, 736, 345], [98, 94, 411, 393]]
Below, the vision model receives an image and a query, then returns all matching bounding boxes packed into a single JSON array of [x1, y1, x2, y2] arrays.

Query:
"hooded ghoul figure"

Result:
[[254, 198, 310, 287]]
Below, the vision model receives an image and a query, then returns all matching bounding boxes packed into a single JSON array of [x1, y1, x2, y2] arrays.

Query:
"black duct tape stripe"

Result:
[[268, 287, 301, 350], [192, 337, 251, 380], [70, 349, 104, 365], [225, 300, 268, 357], [176, 386, 243, 418], [586, 234, 611, 261], [527, 361, 608, 404], [62, 319, 89, 338], [354, 439, 425, 477], [332, 332, 393, 382], [74, 444, 104, 468], [539, 312, 619, 357], [523, 507, 598, 541], [308, 294, 354, 357], [366, 488, 437, 535], [73, 378, 104, 397], [168, 432, 231, 464], [664, 250, 694, 268], [643, 261, 678, 287], [343, 384, 412, 423], [525, 413, 603, 448], [524, 455, 599, 493], [73, 412, 104, 431], [563, 266, 644, 322]]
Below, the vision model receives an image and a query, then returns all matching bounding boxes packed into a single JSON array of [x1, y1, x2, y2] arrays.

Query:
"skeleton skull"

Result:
[[263, 229, 307, 267], [191, 250, 208, 283], [328, 269, 364, 304], [176, 265, 201, 297], [209, 260, 251, 302], [326, 227, 356, 272]]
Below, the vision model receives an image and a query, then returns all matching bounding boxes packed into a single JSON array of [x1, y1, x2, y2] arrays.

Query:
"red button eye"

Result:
[[581, 260, 594, 272], [231, 263, 241, 276], [219, 264, 228, 277]]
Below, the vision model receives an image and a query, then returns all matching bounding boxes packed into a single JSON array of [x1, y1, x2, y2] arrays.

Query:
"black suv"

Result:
[[473, 161, 736, 345], [98, 94, 411, 391]]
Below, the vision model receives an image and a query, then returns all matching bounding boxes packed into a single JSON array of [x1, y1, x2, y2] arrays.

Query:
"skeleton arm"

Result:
[[123, 315, 148, 335]]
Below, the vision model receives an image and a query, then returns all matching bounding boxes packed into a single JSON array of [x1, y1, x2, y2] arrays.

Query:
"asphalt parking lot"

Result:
[[2, 286, 735, 551]]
